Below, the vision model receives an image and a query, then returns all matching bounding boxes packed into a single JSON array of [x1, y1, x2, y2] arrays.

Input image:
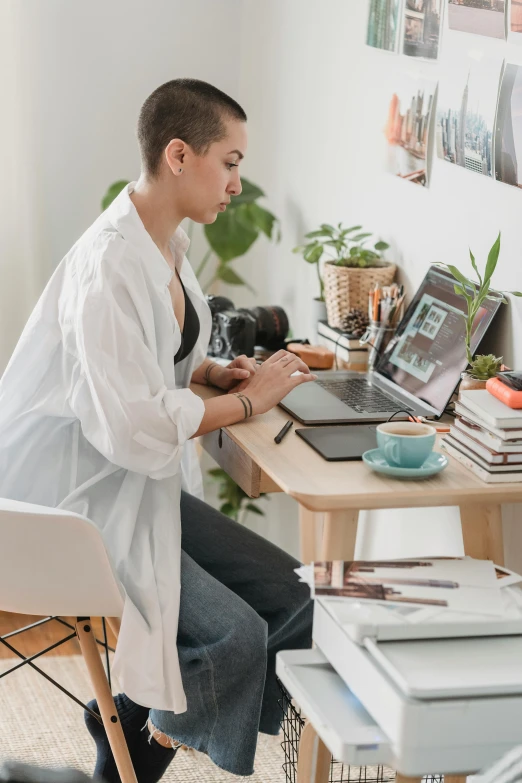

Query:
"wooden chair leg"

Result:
[[76, 618, 137, 783], [394, 777, 422, 783], [460, 503, 504, 565], [321, 509, 359, 561], [444, 776, 468, 783], [296, 722, 331, 783], [299, 505, 320, 563]]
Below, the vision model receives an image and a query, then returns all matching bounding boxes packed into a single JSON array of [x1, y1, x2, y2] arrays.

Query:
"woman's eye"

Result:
[[226, 162, 239, 170]]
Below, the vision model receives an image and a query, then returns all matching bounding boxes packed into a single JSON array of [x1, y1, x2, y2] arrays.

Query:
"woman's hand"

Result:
[[210, 355, 258, 391], [230, 350, 317, 415]]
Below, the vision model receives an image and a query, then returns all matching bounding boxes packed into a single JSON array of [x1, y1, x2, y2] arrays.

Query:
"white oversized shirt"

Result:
[[0, 183, 212, 711]]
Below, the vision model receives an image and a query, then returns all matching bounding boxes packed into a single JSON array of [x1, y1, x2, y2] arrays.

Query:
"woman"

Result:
[[0, 79, 315, 781]]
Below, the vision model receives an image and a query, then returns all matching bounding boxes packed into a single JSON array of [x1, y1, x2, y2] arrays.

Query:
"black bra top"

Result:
[[174, 276, 200, 364]]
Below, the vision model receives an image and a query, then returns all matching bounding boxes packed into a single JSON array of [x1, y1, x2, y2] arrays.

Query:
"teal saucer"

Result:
[[362, 449, 448, 479]]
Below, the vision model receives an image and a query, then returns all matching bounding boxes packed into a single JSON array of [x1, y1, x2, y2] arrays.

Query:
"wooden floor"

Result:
[[0, 612, 117, 659]]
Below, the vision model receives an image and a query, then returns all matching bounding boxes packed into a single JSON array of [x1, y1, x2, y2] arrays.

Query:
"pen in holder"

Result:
[[360, 321, 396, 372]]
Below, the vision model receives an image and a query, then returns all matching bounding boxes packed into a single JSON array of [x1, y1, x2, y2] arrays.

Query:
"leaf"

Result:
[[101, 180, 129, 211], [228, 177, 265, 206], [374, 241, 389, 251], [453, 284, 466, 297], [216, 264, 247, 286], [352, 232, 372, 241], [207, 467, 227, 479], [469, 249, 482, 285], [245, 503, 265, 516], [445, 264, 473, 290], [220, 502, 237, 519], [349, 246, 360, 256], [305, 229, 331, 238], [204, 207, 258, 262], [320, 223, 336, 233], [484, 232, 501, 287], [510, 291, 522, 297], [304, 245, 323, 264], [344, 225, 363, 233], [241, 203, 277, 240]]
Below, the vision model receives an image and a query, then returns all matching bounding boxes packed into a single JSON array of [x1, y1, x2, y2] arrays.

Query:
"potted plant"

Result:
[[294, 223, 395, 328], [438, 232, 522, 392]]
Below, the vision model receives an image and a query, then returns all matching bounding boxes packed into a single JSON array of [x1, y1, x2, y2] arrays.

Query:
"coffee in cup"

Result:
[[376, 421, 436, 469]]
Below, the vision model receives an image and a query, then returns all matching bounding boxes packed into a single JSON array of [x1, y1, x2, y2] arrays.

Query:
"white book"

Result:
[[316, 334, 368, 366], [454, 402, 522, 441], [460, 389, 522, 429], [317, 320, 367, 351], [453, 416, 522, 452], [449, 425, 522, 465], [444, 435, 522, 472], [441, 438, 522, 483]]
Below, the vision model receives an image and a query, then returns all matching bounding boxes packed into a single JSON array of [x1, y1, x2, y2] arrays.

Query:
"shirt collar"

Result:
[[105, 181, 191, 286]]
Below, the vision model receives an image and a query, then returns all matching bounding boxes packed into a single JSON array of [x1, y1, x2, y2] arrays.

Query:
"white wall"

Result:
[[234, 0, 522, 565], [1, 0, 241, 368]]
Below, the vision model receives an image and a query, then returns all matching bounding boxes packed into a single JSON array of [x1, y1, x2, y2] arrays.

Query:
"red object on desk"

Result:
[[486, 376, 522, 409]]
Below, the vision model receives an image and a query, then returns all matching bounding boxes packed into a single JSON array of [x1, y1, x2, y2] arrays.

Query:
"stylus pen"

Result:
[[275, 420, 293, 444]]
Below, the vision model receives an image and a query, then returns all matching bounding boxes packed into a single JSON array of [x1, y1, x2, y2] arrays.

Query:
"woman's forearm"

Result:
[[191, 357, 220, 386], [191, 390, 254, 438]]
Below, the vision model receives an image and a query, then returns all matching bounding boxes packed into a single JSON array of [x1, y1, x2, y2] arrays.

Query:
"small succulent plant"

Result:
[[469, 354, 503, 381]]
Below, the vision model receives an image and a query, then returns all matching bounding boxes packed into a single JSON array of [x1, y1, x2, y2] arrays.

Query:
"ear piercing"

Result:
[[179, 168, 183, 173]]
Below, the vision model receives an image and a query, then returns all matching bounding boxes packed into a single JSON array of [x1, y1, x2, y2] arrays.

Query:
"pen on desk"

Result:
[[274, 420, 293, 444]]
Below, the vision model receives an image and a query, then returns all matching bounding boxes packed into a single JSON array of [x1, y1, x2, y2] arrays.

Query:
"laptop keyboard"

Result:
[[316, 378, 412, 415]]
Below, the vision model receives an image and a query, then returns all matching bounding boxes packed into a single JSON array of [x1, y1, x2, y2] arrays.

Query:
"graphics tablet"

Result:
[[295, 424, 377, 461]]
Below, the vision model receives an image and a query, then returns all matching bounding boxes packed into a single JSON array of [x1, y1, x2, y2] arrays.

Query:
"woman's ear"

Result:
[[164, 139, 186, 176]]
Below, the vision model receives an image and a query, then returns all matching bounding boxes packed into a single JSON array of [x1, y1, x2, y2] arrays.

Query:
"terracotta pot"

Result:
[[459, 371, 487, 396]]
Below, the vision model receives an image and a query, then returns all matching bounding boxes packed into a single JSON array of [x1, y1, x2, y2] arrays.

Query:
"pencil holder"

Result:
[[360, 323, 396, 371]]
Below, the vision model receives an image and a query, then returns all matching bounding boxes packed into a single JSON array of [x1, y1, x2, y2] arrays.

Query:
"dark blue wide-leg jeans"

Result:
[[149, 491, 313, 776]]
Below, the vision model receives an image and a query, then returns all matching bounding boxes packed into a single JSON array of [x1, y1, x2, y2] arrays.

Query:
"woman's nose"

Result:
[[228, 171, 242, 197]]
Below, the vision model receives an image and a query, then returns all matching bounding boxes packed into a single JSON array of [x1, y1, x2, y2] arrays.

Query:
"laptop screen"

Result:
[[375, 265, 501, 414]]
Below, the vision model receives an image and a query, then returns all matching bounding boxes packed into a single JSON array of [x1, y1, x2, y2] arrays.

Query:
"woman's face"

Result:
[[179, 118, 247, 224]]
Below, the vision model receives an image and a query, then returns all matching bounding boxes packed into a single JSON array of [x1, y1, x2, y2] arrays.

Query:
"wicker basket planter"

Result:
[[323, 261, 397, 328]]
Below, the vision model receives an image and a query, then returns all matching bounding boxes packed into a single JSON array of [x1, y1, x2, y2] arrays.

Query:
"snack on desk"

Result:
[[286, 342, 334, 370]]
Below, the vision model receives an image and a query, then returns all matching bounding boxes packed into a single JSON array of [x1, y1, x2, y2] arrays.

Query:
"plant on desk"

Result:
[[439, 232, 522, 392], [294, 223, 396, 329]]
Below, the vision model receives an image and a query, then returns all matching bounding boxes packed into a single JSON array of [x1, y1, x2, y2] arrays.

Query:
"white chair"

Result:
[[0, 498, 136, 783]]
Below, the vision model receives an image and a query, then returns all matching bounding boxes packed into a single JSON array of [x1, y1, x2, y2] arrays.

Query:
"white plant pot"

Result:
[[312, 298, 327, 323]]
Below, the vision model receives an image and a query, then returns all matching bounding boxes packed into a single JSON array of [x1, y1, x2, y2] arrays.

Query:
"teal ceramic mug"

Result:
[[376, 421, 436, 469]]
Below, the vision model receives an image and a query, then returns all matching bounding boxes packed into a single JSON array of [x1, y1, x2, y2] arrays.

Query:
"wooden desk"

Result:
[[194, 382, 522, 783]]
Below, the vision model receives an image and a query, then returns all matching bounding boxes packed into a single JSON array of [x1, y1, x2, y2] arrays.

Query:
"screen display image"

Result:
[[376, 266, 501, 413]]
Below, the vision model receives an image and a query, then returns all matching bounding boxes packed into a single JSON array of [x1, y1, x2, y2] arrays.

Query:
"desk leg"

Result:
[[296, 722, 331, 783], [395, 776, 422, 783], [299, 505, 320, 564], [321, 509, 359, 561], [459, 503, 504, 566]]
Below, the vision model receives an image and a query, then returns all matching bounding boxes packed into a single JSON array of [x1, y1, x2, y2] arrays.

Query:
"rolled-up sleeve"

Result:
[[68, 267, 205, 480]]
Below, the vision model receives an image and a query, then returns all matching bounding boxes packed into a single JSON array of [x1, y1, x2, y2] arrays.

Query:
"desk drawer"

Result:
[[201, 429, 280, 498]]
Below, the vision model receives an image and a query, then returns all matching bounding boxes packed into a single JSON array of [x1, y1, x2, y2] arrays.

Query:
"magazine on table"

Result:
[[296, 558, 510, 617]]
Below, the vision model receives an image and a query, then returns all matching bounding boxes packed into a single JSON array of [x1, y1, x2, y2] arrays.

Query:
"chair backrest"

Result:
[[0, 498, 125, 617]]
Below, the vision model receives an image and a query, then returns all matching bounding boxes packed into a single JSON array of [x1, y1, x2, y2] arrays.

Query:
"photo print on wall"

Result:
[[495, 63, 522, 187], [447, 0, 506, 40], [510, 0, 522, 42], [367, 0, 402, 52], [436, 53, 504, 178], [385, 74, 437, 186], [402, 0, 444, 60]]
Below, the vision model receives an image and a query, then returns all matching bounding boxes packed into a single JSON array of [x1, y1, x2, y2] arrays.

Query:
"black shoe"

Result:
[[84, 693, 177, 783]]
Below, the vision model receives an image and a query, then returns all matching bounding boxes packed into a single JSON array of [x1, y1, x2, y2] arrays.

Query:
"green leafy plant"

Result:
[[199, 178, 279, 292], [207, 468, 267, 523], [293, 223, 390, 301], [438, 232, 522, 366], [101, 179, 279, 295], [469, 354, 503, 381]]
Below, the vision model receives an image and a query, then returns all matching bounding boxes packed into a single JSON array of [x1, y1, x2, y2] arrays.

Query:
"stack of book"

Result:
[[441, 389, 522, 483], [316, 320, 368, 370]]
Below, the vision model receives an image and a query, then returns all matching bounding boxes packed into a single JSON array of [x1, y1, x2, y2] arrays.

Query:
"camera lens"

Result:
[[240, 306, 289, 349]]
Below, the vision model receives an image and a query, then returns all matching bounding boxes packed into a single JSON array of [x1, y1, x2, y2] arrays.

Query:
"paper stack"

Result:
[[441, 389, 522, 483]]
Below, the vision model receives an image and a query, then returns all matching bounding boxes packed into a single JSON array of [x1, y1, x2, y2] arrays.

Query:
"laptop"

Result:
[[280, 266, 502, 424]]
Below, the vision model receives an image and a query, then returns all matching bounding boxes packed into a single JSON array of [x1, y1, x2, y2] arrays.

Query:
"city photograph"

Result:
[[436, 53, 503, 178], [448, 0, 506, 40], [495, 63, 522, 187], [402, 0, 443, 60], [511, 0, 522, 35], [367, 0, 402, 52], [385, 75, 436, 186]]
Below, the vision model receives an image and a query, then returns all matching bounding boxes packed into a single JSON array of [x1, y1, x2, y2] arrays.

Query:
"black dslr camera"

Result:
[[206, 296, 289, 360]]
